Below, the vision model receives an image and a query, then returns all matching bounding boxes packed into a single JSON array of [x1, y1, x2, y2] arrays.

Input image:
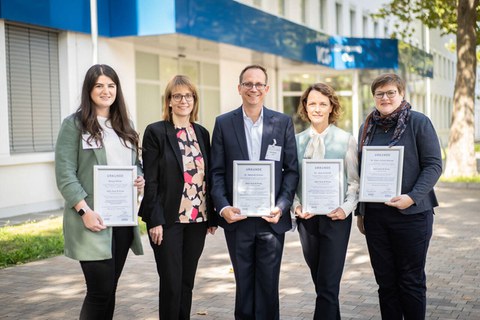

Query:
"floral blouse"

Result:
[[176, 125, 207, 223]]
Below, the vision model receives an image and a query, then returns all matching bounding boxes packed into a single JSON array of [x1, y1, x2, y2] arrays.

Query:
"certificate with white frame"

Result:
[[94, 165, 138, 226], [359, 146, 404, 202], [302, 159, 344, 215], [233, 160, 275, 217]]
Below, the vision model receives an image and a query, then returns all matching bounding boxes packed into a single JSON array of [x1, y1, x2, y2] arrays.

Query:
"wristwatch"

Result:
[[77, 206, 89, 216]]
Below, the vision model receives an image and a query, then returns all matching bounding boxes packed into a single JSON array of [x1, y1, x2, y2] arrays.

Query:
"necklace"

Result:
[[381, 125, 391, 133]]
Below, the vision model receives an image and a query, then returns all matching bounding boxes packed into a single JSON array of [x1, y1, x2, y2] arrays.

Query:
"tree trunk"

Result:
[[444, 0, 478, 177]]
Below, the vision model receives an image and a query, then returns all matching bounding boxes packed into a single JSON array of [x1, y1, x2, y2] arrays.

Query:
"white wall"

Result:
[[0, 30, 138, 218]]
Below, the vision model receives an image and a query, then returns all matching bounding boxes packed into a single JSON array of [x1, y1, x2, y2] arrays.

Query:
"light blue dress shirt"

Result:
[[242, 107, 264, 161]]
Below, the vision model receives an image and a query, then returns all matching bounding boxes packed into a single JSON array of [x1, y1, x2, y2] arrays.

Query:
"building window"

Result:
[[319, 0, 326, 30], [363, 15, 368, 37], [5, 24, 60, 154], [374, 22, 379, 37], [335, 3, 343, 35], [135, 52, 220, 134], [350, 9, 356, 36], [301, 0, 306, 24], [278, 0, 285, 16]]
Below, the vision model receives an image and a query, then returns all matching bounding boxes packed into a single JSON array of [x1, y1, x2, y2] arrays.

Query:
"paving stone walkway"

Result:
[[0, 186, 479, 319]]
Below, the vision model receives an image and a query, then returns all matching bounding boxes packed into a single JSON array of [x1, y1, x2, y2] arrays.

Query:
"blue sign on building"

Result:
[[0, 0, 432, 76]]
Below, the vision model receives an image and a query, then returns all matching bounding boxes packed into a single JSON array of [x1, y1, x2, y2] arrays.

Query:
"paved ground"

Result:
[[1, 185, 479, 319]]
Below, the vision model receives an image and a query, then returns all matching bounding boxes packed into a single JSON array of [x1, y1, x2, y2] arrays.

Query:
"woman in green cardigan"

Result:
[[55, 64, 144, 320]]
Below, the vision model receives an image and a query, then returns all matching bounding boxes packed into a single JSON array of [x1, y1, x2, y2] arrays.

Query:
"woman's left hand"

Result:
[[327, 208, 347, 221], [207, 227, 217, 235], [385, 194, 414, 210], [134, 176, 145, 194]]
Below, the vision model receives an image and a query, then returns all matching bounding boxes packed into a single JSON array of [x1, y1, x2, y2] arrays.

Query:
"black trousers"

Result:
[[297, 214, 352, 320], [150, 222, 207, 320], [224, 218, 285, 320], [364, 206, 433, 320], [79, 226, 133, 320]]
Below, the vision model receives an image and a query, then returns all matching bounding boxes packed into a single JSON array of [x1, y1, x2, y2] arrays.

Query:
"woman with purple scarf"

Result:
[[356, 73, 442, 320]]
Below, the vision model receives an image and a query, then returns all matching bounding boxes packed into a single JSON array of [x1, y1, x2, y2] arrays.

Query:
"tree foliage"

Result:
[[373, 0, 480, 177], [373, 0, 480, 45]]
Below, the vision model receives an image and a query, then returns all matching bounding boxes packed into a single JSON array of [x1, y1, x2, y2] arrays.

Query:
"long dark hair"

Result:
[[76, 64, 139, 152]]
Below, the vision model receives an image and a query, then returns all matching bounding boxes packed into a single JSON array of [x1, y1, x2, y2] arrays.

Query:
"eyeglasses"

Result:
[[374, 90, 397, 100], [171, 93, 194, 102], [241, 82, 267, 90]]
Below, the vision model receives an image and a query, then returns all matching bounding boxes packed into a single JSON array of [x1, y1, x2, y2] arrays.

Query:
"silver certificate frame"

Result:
[[359, 146, 404, 202], [302, 159, 344, 215], [233, 160, 275, 217], [93, 165, 138, 226]]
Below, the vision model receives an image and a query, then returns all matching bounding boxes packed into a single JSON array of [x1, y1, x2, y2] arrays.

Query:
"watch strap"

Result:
[[77, 206, 89, 216]]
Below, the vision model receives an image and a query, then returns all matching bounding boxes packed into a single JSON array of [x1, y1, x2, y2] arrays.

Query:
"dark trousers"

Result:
[[150, 222, 207, 320], [79, 226, 133, 320], [297, 214, 352, 320], [364, 206, 433, 320], [224, 218, 285, 320]]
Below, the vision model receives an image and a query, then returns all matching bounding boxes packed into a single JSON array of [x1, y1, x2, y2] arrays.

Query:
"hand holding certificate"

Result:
[[359, 146, 404, 202], [233, 161, 275, 217], [94, 166, 138, 226], [302, 159, 344, 215]]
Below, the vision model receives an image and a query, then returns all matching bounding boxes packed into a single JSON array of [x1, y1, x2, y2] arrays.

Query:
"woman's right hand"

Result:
[[295, 205, 314, 220], [81, 210, 107, 232], [149, 225, 163, 245], [356, 216, 366, 235]]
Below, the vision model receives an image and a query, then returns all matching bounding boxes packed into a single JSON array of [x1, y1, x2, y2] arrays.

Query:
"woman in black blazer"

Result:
[[139, 75, 218, 320]]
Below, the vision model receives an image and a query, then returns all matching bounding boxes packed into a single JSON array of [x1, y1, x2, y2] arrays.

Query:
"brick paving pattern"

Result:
[[0, 186, 479, 319]]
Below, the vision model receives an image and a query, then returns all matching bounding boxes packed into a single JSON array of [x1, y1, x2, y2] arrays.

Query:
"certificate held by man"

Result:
[[233, 161, 275, 216], [94, 165, 138, 226]]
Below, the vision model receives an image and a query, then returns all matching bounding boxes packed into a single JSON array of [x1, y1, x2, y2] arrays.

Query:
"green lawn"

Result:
[[0, 217, 147, 269], [0, 217, 64, 269]]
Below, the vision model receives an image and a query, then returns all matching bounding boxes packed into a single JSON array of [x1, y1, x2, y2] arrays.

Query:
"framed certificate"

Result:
[[94, 165, 138, 226], [302, 159, 344, 215], [359, 146, 404, 202], [233, 160, 275, 217]]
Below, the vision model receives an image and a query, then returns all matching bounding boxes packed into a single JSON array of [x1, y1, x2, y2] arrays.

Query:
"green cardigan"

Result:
[[55, 114, 144, 261]]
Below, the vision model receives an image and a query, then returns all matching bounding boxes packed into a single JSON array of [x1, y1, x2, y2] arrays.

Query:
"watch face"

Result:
[[78, 208, 86, 216]]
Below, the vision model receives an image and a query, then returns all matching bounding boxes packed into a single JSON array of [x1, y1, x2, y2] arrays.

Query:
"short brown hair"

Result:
[[297, 82, 342, 124], [371, 73, 405, 96], [239, 64, 268, 84], [163, 75, 199, 123]]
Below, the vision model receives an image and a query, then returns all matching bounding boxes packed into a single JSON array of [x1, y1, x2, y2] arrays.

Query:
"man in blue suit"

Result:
[[210, 65, 299, 319]]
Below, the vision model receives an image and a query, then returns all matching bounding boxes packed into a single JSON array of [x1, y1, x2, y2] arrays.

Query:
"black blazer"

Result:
[[139, 121, 218, 229]]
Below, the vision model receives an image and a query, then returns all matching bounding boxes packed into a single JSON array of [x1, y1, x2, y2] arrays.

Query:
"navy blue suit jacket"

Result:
[[357, 110, 442, 215], [210, 106, 299, 234]]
